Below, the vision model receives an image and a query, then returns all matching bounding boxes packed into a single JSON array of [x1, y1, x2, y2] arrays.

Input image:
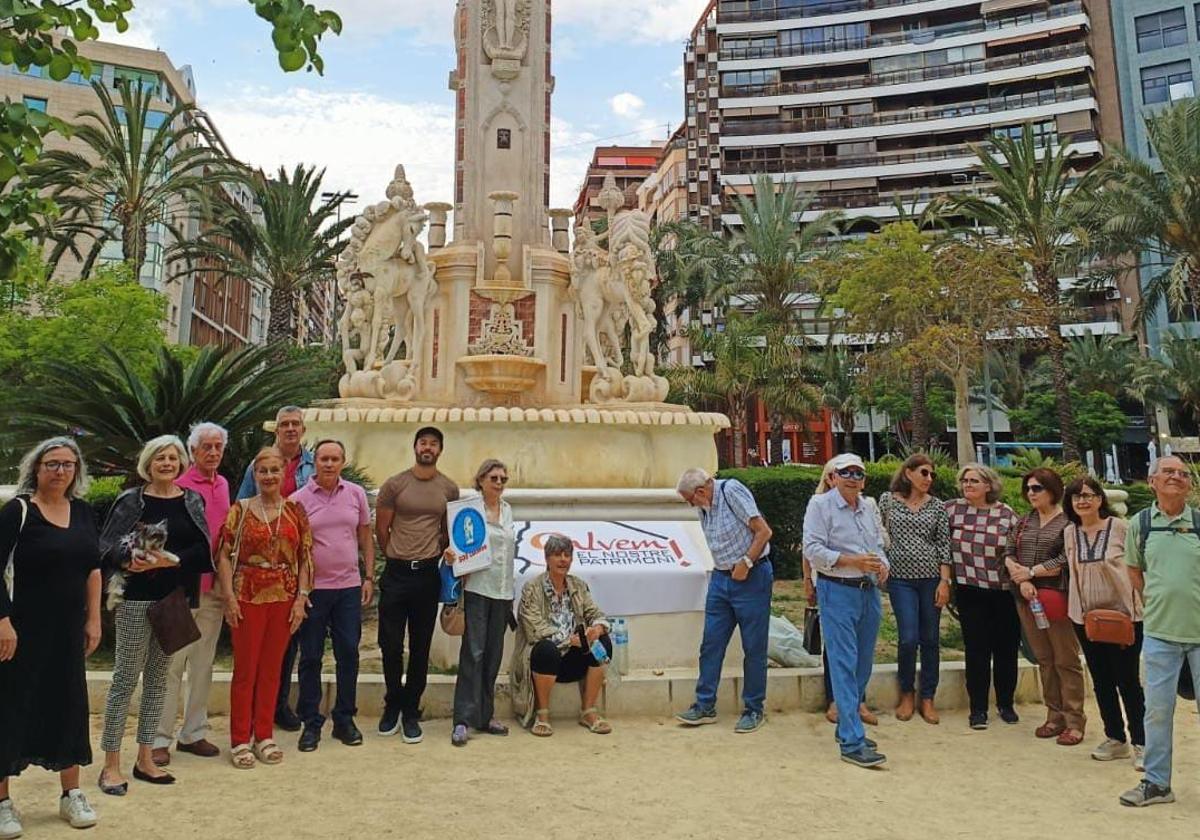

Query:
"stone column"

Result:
[[425, 202, 453, 249], [548, 208, 572, 254], [488, 190, 520, 286]]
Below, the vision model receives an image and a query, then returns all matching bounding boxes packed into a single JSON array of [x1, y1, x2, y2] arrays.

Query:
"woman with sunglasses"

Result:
[[945, 463, 1021, 730], [1004, 467, 1086, 746], [1063, 476, 1144, 769], [879, 454, 951, 724], [449, 459, 516, 747]]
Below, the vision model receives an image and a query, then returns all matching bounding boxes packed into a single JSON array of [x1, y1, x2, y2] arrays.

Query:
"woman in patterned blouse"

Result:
[[944, 463, 1021, 731], [1004, 467, 1085, 747], [215, 447, 314, 769], [879, 454, 951, 725]]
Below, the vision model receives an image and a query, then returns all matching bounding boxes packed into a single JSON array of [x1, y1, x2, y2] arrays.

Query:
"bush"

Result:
[[1121, 482, 1154, 515], [717, 463, 1028, 579], [84, 475, 125, 522]]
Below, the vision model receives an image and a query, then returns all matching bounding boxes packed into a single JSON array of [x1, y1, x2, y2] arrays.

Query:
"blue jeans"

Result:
[[296, 586, 362, 729], [1142, 634, 1200, 788], [694, 559, 773, 714], [817, 576, 882, 754], [888, 577, 941, 699]]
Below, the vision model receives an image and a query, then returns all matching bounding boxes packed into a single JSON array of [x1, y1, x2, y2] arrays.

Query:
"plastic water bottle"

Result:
[[1030, 597, 1050, 630], [612, 617, 630, 675]]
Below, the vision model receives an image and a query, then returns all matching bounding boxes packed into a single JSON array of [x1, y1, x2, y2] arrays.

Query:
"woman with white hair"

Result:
[[0, 437, 102, 834], [97, 435, 212, 794]]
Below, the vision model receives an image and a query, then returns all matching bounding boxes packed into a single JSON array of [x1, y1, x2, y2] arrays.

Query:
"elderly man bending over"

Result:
[[675, 467, 774, 734], [803, 453, 890, 769]]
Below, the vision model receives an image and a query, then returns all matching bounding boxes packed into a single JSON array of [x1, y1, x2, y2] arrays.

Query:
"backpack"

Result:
[[1135, 507, 1200, 560]]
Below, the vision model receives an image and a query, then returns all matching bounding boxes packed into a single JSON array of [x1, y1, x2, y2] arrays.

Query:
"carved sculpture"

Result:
[[336, 165, 439, 400], [482, 0, 530, 78]]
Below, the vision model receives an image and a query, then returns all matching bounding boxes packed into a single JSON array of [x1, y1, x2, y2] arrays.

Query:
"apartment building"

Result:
[[572, 144, 664, 221], [0, 40, 269, 347]]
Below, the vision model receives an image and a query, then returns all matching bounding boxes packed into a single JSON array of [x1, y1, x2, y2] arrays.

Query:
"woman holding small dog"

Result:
[[98, 435, 211, 795]]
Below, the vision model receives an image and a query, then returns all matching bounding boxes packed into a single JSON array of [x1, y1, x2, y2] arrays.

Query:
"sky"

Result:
[[101, 0, 710, 212]]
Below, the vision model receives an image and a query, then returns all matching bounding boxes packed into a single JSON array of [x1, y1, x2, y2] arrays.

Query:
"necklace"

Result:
[[257, 497, 283, 547]]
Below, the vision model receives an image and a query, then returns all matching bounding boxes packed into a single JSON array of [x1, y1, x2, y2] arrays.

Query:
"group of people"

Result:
[[1, 415, 1198, 836]]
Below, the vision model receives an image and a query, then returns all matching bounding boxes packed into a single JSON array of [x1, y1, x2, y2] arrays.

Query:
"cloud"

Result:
[[555, 0, 710, 43], [609, 92, 646, 120]]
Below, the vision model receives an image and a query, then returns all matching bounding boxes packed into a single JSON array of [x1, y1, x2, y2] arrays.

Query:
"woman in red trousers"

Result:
[[216, 447, 313, 769]]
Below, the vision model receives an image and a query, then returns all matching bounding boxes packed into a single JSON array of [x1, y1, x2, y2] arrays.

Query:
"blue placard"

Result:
[[452, 506, 488, 554]]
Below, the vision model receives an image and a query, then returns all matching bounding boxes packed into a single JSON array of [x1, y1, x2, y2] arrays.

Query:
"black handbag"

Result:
[[147, 587, 201, 656], [1181, 659, 1196, 701], [802, 606, 822, 656]]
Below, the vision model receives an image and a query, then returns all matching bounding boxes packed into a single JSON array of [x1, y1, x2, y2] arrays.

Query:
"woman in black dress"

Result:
[[0, 437, 102, 834]]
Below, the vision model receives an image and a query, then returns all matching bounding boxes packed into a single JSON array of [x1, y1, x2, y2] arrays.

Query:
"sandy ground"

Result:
[[6, 703, 1200, 840]]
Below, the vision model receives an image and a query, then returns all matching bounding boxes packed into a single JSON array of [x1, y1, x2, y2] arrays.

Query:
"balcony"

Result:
[[719, 0, 958, 25], [720, 42, 1088, 99], [718, 2, 1082, 61], [721, 130, 1095, 176], [722, 84, 1093, 137]]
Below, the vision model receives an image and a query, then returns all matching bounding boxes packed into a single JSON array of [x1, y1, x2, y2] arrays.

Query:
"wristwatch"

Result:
[[299, 589, 311, 599], [741, 555, 754, 569]]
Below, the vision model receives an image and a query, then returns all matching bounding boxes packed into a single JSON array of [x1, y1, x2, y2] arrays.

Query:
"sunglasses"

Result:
[[1025, 484, 1045, 494], [836, 467, 866, 480], [914, 468, 934, 478], [488, 475, 509, 484]]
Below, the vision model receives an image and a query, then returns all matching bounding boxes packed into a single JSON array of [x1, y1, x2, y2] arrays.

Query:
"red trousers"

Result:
[[229, 600, 293, 746]]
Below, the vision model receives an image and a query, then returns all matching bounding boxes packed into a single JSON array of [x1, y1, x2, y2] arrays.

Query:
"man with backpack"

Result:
[[1120, 455, 1200, 808]]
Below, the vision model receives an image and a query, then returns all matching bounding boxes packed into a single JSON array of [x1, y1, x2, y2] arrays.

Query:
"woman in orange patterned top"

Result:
[[215, 447, 313, 769]]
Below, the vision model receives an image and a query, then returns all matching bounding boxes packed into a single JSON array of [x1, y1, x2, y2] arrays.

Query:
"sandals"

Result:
[[579, 707, 612, 735], [1035, 722, 1066, 739], [1056, 729, 1084, 746], [230, 744, 256, 770], [531, 709, 553, 737], [253, 739, 283, 764]]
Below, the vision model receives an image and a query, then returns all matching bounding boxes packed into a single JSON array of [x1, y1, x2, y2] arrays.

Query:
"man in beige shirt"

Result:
[[374, 427, 460, 743]]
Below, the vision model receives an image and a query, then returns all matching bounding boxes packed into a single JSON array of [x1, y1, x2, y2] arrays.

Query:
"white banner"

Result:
[[513, 520, 712, 615]]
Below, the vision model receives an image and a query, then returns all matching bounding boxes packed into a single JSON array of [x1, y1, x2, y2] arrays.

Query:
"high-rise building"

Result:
[[573, 144, 664, 221], [0, 39, 269, 346]]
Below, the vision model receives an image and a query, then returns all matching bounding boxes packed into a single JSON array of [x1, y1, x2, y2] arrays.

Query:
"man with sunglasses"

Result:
[[1120, 455, 1200, 808], [674, 467, 774, 734], [803, 453, 890, 768]]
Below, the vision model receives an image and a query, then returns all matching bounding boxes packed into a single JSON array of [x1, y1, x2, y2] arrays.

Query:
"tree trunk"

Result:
[[910, 364, 930, 450], [266, 284, 296, 346], [769, 411, 784, 465], [952, 363, 974, 467], [121, 219, 147, 279], [730, 397, 747, 468]]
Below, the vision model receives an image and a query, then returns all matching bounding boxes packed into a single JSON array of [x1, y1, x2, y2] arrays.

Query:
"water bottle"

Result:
[[1030, 597, 1050, 630], [612, 617, 630, 675]]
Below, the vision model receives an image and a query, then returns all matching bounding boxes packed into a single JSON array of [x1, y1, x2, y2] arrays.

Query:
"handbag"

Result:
[[3, 497, 28, 602], [802, 605, 822, 656], [1071, 523, 1135, 647], [439, 598, 465, 636], [147, 586, 201, 656]]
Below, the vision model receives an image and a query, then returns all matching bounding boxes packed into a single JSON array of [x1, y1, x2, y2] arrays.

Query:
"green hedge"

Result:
[[717, 464, 1027, 580]]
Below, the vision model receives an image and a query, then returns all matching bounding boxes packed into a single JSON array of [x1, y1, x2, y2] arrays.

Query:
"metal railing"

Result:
[[719, 0, 955, 25]]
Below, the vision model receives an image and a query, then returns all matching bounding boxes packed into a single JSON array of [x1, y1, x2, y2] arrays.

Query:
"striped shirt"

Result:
[[699, 479, 770, 570], [1005, 510, 1069, 592]]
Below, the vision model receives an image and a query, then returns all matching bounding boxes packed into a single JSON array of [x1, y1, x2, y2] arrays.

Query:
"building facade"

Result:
[[573, 144, 664, 221]]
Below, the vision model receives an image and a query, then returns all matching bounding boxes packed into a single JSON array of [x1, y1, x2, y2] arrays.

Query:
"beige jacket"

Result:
[[509, 572, 608, 728]]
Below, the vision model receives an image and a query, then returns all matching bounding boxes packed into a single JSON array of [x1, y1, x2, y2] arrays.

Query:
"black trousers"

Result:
[[377, 560, 441, 720], [531, 636, 612, 683], [275, 634, 300, 715], [956, 584, 1021, 714], [452, 592, 512, 729], [1074, 621, 1145, 745]]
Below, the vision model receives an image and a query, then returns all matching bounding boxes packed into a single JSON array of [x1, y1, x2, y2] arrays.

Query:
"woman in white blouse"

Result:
[[450, 459, 516, 746]]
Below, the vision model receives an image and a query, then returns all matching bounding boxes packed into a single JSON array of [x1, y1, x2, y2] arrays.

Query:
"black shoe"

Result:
[[378, 707, 402, 736], [298, 726, 321, 752], [275, 707, 302, 732], [998, 706, 1020, 725], [401, 718, 423, 744], [97, 770, 127, 797], [841, 747, 887, 768], [132, 765, 175, 785], [969, 712, 988, 730], [332, 721, 363, 746]]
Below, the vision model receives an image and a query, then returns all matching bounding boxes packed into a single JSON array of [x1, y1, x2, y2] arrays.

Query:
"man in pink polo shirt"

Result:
[[290, 439, 374, 750], [152, 421, 230, 766]]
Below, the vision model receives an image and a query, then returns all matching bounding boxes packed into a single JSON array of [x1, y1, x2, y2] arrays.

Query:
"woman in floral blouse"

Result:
[[216, 447, 313, 769]]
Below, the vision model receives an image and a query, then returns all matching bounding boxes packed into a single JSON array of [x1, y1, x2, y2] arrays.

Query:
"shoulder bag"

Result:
[[3, 497, 29, 601], [147, 586, 201, 655], [1072, 522, 1134, 647]]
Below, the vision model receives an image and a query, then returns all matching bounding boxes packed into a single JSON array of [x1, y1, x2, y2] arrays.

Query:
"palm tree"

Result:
[[29, 80, 235, 277], [172, 164, 353, 345], [3, 343, 322, 479], [951, 130, 1107, 463], [820, 346, 862, 454], [1093, 98, 1200, 324], [1157, 331, 1200, 431]]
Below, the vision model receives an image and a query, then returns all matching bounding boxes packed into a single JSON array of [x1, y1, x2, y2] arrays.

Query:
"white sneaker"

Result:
[[0, 799, 22, 839], [1091, 738, 1130, 761], [58, 789, 97, 829], [1132, 744, 1145, 772]]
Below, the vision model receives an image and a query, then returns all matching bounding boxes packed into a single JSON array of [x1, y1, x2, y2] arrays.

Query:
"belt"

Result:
[[385, 556, 440, 572], [820, 575, 873, 590], [714, 555, 772, 575]]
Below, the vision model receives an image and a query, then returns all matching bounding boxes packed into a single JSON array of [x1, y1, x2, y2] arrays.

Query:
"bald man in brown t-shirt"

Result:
[[374, 426, 460, 743]]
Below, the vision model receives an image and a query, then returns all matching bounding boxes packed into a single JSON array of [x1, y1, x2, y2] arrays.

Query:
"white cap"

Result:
[[829, 453, 865, 471]]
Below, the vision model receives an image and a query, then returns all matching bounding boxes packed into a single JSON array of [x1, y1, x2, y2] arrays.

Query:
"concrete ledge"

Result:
[[87, 660, 1043, 722]]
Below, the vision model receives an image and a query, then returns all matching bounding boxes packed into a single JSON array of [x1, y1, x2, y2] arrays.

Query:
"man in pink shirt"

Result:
[[152, 421, 230, 766], [290, 439, 374, 750]]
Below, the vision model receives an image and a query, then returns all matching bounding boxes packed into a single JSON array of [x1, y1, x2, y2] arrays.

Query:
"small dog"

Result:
[[106, 520, 181, 610]]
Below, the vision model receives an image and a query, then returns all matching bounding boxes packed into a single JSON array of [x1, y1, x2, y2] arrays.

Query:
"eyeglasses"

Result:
[[959, 477, 983, 486], [836, 468, 865, 480], [1158, 468, 1192, 479], [41, 460, 77, 473], [1074, 492, 1101, 502], [488, 475, 509, 484], [915, 468, 934, 478], [1026, 484, 1045, 494]]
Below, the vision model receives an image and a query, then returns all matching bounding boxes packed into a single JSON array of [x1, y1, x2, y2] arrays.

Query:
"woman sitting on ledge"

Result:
[[510, 534, 612, 736]]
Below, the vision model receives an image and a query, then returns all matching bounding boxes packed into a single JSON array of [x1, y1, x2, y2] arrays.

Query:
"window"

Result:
[[1136, 8, 1187, 53], [112, 66, 160, 97], [1142, 60, 1194, 104], [22, 97, 47, 113], [67, 64, 104, 85]]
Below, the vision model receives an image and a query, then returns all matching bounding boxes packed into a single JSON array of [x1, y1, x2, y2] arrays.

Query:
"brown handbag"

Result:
[[147, 586, 201, 656], [439, 598, 465, 636]]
